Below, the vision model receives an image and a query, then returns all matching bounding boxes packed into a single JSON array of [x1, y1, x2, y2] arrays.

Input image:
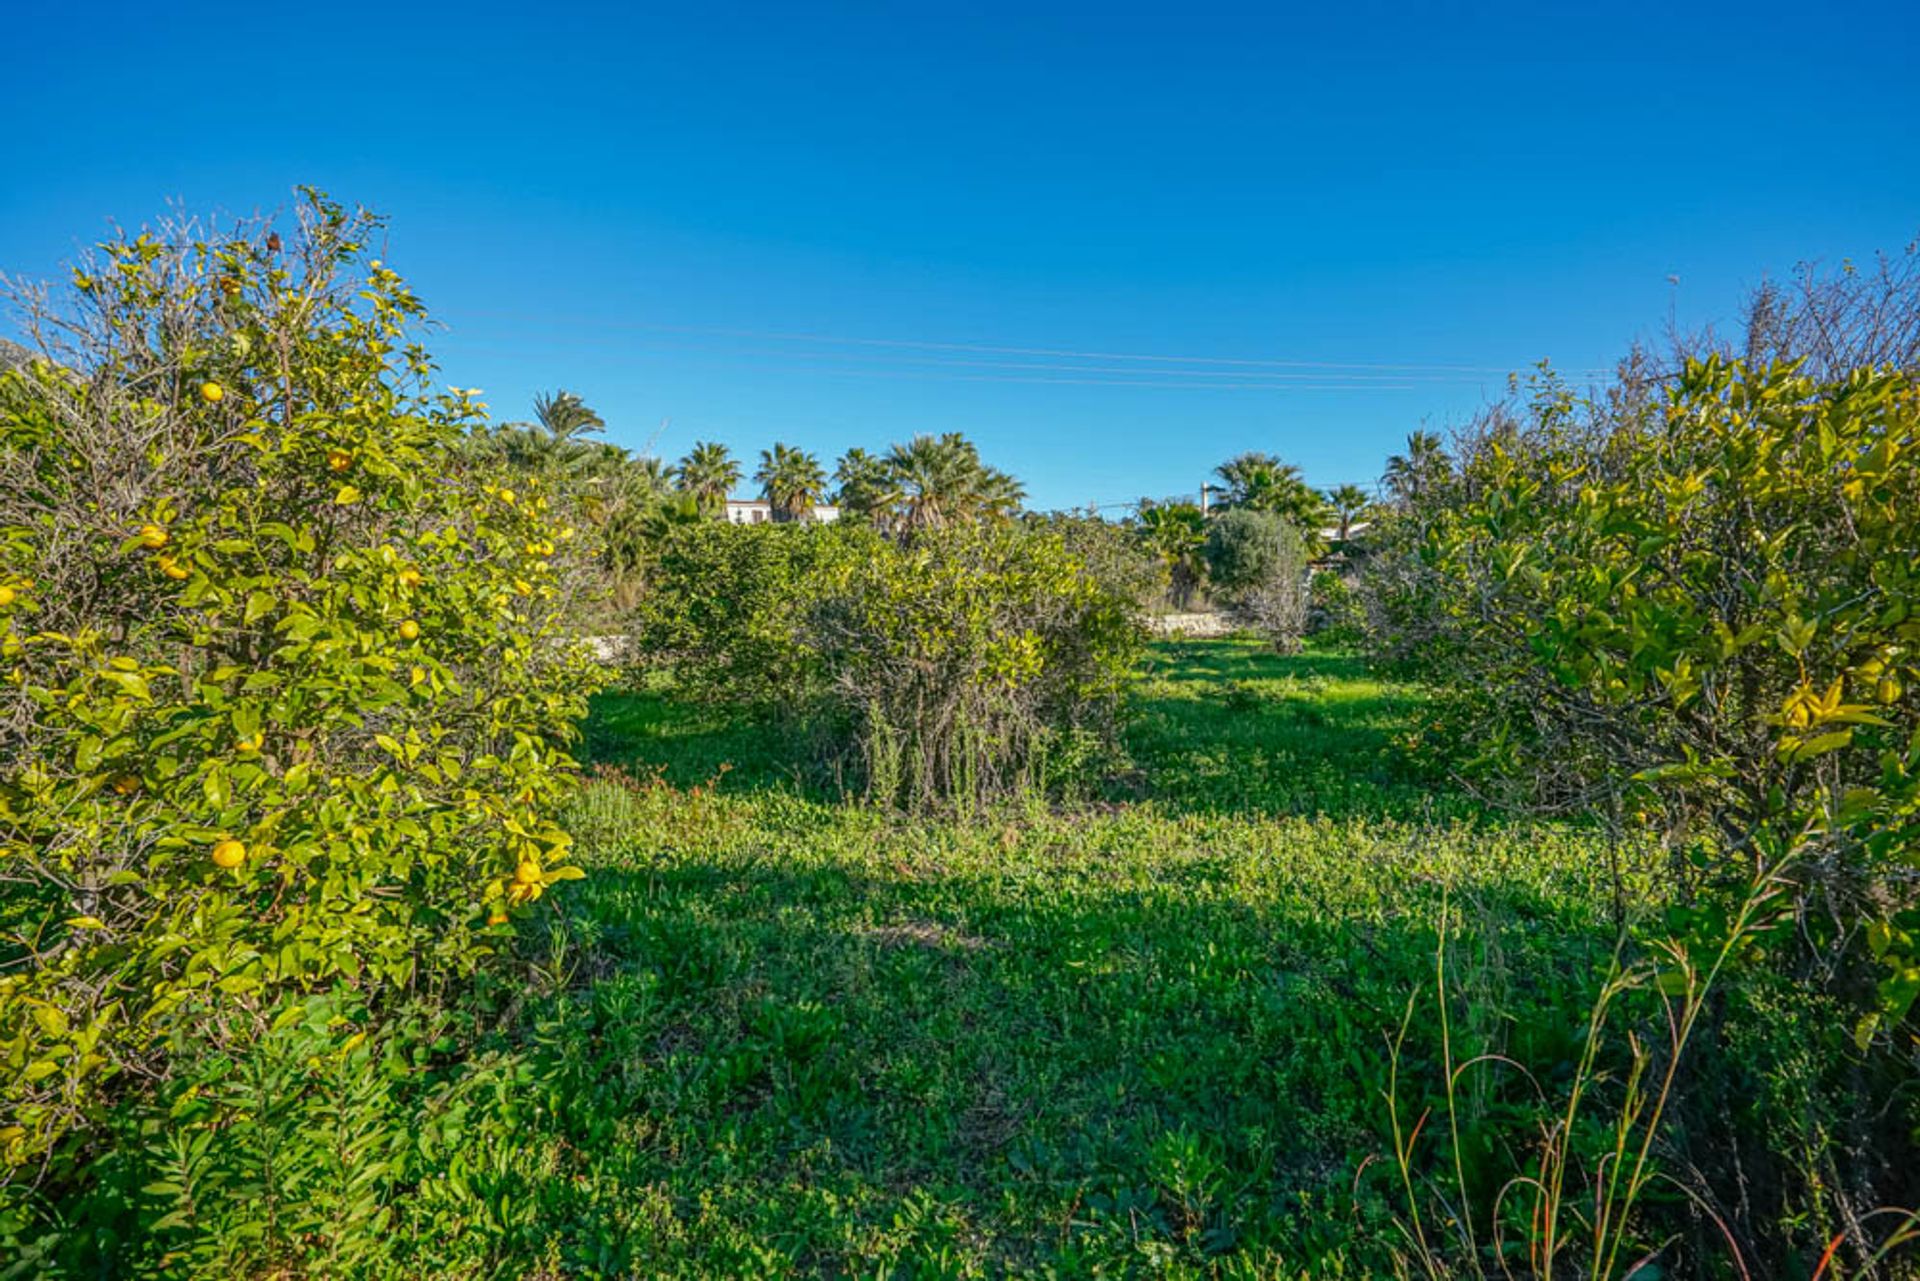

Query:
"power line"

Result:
[[448, 309, 1608, 379], [445, 332, 1508, 386]]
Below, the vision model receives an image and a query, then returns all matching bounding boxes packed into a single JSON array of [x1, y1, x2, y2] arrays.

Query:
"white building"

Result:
[[723, 498, 840, 525]]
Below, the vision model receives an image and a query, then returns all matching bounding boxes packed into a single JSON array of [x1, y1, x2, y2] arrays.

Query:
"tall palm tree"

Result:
[[1214, 452, 1328, 551], [1383, 430, 1449, 504], [470, 390, 608, 476], [755, 442, 828, 522], [673, 441, 741, 514], [833, 447, 903, 528], [1324, 483, 1373, 543], [885, 432, 1024, 531], [532, 390, 605, 447]]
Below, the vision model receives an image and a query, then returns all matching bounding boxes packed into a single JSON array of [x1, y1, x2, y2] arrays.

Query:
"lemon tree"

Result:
[[0, 193, 601, 1171]]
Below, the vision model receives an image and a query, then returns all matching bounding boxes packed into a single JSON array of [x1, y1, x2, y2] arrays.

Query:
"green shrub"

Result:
[[1205, 509, 1309, 651], [630, 518, 833, 708], [1368, 357, 1920, 1031], [1307, 570, 1366, 646], [635, 520, 1145, 809], [815, 521, 1145, 809], [0, 194, 599, 1177]]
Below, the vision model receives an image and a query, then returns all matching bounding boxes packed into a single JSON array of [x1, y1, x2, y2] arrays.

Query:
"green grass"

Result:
[[1120, 637, 1462, 820], [372, 638, 1625, 1276], [30, 639, 1877, 1278]]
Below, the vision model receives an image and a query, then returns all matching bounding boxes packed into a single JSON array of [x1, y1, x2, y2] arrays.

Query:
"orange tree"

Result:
[[0, 193, 600, 1173], [1374, 358, 1920, 1032]]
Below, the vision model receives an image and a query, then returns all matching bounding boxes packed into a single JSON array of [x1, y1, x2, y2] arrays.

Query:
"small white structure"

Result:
[[723, 498, 840, 525]]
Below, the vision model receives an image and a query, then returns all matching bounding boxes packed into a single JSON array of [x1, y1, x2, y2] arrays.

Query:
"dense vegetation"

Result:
[[0, 197, 597, 1181], [2, 195, 1917, 1278]]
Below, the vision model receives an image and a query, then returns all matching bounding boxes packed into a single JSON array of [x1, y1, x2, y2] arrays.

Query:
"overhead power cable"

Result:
[[448, 310, 1608, 379]]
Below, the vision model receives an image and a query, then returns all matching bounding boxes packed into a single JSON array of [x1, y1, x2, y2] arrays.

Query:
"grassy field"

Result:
[[378, 638, 1625, 1276]]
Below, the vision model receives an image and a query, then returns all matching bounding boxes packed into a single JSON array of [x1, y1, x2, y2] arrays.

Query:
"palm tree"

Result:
[[1324, 483, 1373, 543], [755, 442, 828, 522], [1213, 452, 1328, 551], [470, 390, 608, 476], [532, 390, 605, 448], [1383, 430, 1449, 504], [885, 433, 1024, 531], [833, 447, 903, 528], [674, 441, 741, 514], [1137, 500, 1209, 609]]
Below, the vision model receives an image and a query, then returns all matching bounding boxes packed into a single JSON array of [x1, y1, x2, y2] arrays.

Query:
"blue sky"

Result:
[[4, 1, 1916, 510]]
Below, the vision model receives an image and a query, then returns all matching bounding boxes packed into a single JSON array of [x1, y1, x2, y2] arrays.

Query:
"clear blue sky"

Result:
[[4, 1, 1916, 510]]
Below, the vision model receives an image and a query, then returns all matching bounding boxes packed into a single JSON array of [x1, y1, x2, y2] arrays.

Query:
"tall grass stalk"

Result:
[[1391, 847, 1804, 1278]]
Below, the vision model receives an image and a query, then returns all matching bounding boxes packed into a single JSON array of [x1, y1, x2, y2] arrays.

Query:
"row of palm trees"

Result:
[[672, 430, 1024, 529], [471, 392, 1448, 612], [472, 392, 1029, 534]]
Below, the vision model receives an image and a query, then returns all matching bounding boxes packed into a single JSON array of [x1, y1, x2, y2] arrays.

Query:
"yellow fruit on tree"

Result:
[[0, 586, 14, 608], [136, 523, 169, 549], [514, 860, 542, 885], [398, 619, 421, 641], [327, 449, 353, 472], [157, 555, 190, 580], [199, 381, 224, 403], [210, 838, 247, 869]]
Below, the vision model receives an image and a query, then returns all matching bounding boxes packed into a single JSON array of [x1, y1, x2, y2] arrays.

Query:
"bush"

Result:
[[1367, 357, 1920, 1032], [629, 517, 830, 709], [1205, 509, 1309, 651], [635, 520, 1145, 809], [0, 195, 599, 1179], [1307, 570, 1366, 646], [1025, 510, 1168, 617]]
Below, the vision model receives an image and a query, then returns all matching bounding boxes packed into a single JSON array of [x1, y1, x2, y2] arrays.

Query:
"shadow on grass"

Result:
[[579, 683, 822, 796], [582, 639, 1469, 821], [489, 846, 1610, 1276]]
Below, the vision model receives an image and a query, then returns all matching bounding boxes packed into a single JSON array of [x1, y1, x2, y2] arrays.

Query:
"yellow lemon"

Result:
[[514, 860, 542, 885], [199, 381, 224, 403], [0, 586, 14, 607], [136, 523, 169, 549], [398, 619, 421, 641], [210, 838, 247, 869], [157, 555, 190, 580]]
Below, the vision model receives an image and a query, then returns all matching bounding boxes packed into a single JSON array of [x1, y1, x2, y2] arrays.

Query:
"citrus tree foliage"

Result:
[[0, 194, 600, 1170], [636, 520, 1144, 809], [1370, 358, 1920, 1035]]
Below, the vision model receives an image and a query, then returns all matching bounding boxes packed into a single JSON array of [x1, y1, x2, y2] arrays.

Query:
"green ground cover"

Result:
[[425, 638, 1627, 1276]]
